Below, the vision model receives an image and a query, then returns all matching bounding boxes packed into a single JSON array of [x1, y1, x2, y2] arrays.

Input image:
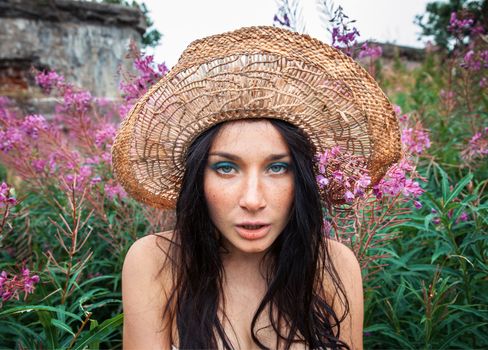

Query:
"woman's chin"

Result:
[[223, 237, 273, 257]]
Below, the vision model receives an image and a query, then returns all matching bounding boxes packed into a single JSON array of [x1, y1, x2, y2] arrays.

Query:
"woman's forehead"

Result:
[[210, 119, 290, 155]]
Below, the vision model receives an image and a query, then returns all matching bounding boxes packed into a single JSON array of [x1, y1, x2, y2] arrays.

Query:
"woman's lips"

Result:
[[235, 224, 271, 240]]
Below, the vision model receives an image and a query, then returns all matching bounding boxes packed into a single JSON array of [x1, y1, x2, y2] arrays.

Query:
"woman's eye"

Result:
[[217, 166, 234, 174], [212, 162, 237, 175], [268, 163, 288, 174]]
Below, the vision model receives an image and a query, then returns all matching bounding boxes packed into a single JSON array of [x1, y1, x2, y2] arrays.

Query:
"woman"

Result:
[[113, 26, 401, 349]]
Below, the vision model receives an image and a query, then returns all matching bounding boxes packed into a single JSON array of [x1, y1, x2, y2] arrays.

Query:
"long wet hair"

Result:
[[159, 118, 351, 349]]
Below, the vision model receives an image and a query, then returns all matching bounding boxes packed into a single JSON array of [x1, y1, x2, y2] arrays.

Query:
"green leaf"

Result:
[[431, 240, 452, 264], [460, 234, 488, 250], [71, 313, 123, 350], [364, 323, 392, 333], [391, 221, 433, 232], [51, 318, 75, 337], [90, 319, 99, 331], [0, 320, 43, 347], [376, 328, 415, 349], [445, 173, 473, 205], [438, 322, 488, 349], [85, 298, 121, 312], [423, 191, 442, 212], [78, 275, 116, 289], [447, 304, 488, 321], [437, 166, 450, 204], [37, 310, 58, 349], [0, 305, 82, 322], [89, 319, 100, 350], [424, 213, 436, 230]]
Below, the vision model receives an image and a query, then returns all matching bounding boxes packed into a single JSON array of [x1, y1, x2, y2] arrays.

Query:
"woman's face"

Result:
[[204, 120, 294, 257]]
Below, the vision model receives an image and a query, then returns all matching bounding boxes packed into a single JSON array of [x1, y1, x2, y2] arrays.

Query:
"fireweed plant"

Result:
[[0, 3, 486, 348], [274, 2, 488, 348], [359, 6, 488, 349], [0, 46, 172, 348]]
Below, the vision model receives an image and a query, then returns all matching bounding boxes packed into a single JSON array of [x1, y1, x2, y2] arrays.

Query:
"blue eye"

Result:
[[267, 162, 289, 174], [211, 162, 237, 175]]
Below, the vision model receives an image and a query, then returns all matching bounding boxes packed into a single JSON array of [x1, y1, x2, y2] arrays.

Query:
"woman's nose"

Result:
[[238, 173, 266, 211]]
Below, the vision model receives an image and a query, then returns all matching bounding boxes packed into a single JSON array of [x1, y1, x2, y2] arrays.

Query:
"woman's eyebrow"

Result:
[[208, 152, 290, 161]]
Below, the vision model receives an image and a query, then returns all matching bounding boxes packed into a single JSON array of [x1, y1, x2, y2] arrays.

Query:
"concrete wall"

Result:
[[0, 0, 146, 98]]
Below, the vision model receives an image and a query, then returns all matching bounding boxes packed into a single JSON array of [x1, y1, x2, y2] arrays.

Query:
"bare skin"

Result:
[[122, 233, 363, 349], [122, 121, 364, 349]]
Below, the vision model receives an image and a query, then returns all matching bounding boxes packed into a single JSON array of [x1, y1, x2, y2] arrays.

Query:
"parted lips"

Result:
[[112, 26, 401, 209]]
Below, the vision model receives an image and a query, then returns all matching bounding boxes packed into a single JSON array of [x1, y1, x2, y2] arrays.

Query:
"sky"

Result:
[[141, 0, 435, 67]]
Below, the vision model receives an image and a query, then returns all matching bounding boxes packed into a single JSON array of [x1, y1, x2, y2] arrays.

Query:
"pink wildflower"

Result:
[[31, 159, 47, 172], [316, 175, 329, 187], [357, 174, 371, 188], [373, 160, 424, 201], [344, 190, 355, 202], [461, 50, 482, 71], [118, 103, 133, 119], [46, 151, 64, 174], [358, 42, 383, 60], [461, 127, 488, 161], [119, 51, 168, 106], [35, 70, 65, 93], [0, 127, 23, 153], [101, 152, 112, 164], [480, 50, 488, 65], [402, 179, 424, 198], [95, 124, 117, 148], [440, 89, 455, 100], [0, 182, 16, 207], [65, 151, 81, 170], [63, 89, 92, 113], [315, 146, 371, 202], [0, 268, 40, 305], [393, 105, 402, 116], [470, 24, 485, 37], [328, 6, 360, 56], [104, 183, 127, 200], [447, 12, 474, 35], [480, 77, 488, 88], [86, 156, 101, 165], [20, 115, 48, 139], [90, 176, 102, 185], [440, 89, 457, 112], [401, 126, 431, 155], [332, 170, 343, 182], [458, 212, 469, 222], [64, 165, 93, 192]]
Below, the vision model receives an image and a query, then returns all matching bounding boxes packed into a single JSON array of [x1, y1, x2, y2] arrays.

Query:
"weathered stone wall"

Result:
[[0, 0, 146, 98]]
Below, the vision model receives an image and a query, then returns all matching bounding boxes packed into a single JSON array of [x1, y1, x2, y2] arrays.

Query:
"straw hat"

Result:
[[112, 26, 401, 209]]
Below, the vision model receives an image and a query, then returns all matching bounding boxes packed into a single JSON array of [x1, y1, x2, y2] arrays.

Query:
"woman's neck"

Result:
[[221, 250, 270, 288]]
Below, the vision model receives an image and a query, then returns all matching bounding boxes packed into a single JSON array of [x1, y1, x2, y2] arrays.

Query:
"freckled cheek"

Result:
[[266, 180, 294, 212], [204, 176, 236, 216]]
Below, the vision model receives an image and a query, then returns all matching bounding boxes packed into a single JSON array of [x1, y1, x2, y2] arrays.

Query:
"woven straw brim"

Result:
[[112, 26, 401, 209]]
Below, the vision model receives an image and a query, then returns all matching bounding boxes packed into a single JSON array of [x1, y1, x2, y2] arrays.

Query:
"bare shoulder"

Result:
[[122, 231, 176, 349], [326, 239, 362, 276], [126, 231, 171, 257], [123, 232, 174, 279], [325, 239, 364, 350]]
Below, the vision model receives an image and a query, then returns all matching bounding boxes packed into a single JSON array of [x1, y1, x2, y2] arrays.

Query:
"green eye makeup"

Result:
[[267, 162, 289, 174], [210, 161, 238, 174]]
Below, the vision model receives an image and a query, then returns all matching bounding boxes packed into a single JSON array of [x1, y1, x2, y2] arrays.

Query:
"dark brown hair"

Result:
[[159, 119, 350, 349]]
